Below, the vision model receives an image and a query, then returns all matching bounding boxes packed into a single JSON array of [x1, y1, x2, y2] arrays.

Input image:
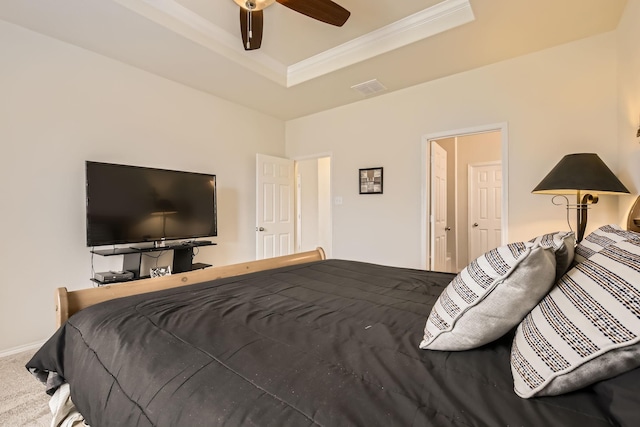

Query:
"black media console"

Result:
[[91, 240, 216, 282]]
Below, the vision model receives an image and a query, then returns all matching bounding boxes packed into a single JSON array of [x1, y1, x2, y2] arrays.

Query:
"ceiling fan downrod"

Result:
[[246, 9, 252, 49]]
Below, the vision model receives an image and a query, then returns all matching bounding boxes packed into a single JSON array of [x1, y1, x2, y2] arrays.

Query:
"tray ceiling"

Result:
[[0, 0, 628, 119]]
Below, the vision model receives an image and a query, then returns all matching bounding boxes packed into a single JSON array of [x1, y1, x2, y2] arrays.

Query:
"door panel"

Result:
[[256, 154, 294, 259], [430, 142, 449, 272], [468, 162, 502, 261]]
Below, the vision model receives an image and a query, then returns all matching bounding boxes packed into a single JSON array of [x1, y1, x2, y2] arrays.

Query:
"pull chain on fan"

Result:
[[233, 0, 350, 51]]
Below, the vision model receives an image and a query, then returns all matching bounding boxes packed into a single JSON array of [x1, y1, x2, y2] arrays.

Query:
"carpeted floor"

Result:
[[0, 350, 51, 426]]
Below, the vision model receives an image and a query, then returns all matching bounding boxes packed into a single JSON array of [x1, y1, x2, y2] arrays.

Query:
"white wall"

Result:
[[617, 0, 640, 217], [0, 21, 285, 353], [286, 32, 619, 269]]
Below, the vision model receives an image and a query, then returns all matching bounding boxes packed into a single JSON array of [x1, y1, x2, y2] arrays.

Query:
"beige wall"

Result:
[[0, 20, 286, 353], [617, 0, 640, 217], [286, 31, 619, 269]]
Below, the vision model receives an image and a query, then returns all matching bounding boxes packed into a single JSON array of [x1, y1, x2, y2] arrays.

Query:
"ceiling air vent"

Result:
[[351, 79, 387, 96]]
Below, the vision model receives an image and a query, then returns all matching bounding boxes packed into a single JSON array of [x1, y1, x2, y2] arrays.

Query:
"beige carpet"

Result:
[[0, 350, 51, 426]]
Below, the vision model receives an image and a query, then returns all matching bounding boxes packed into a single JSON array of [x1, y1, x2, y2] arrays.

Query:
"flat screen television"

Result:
[[85, 161, 217, 247]]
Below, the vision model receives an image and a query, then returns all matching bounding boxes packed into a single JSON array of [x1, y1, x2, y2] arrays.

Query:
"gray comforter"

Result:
[[27, 259, 640, 426]]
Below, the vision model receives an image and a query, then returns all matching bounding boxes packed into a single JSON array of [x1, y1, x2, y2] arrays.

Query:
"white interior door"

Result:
[[430, 141, 448, 271], [468, 162, 502, 261], [256, 154, 294, 259]]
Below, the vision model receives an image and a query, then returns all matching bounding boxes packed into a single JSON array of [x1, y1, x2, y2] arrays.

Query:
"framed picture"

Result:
[[359, 167, 383, 194]]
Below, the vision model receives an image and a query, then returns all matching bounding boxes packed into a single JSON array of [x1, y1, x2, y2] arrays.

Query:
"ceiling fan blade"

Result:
[[277, 0, 350, 27], [239, 8, 264, 50]]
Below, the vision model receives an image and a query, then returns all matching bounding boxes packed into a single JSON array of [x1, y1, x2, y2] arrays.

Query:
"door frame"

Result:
[[421, 123, 509, 270], [291, 152, 334, 259]]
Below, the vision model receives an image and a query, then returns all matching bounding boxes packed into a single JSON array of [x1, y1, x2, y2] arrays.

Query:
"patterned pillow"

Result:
[[574, 224, 640, 264], [419, 232, 572, 351], [511, 239, 640, 398], [530, 231, 575, 281]]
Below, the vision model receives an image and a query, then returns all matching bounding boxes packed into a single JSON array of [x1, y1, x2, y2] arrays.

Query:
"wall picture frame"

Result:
[[359, 167, 383, 194]]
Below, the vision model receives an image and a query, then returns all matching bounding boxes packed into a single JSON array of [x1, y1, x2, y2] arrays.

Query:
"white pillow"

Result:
[[419, 232, 572, 351], [530, 231, 575, 281], [574, 224, 640, 264], [511, 239, 640, 398]]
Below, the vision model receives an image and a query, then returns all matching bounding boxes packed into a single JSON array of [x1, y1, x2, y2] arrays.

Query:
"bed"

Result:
[[27, 238, 640, 426]]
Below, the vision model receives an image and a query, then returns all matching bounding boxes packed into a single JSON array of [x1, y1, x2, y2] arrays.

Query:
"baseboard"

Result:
[[0, 340, 46, 359]]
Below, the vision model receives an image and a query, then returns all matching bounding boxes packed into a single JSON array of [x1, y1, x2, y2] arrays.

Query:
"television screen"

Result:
[[86, 161, 217, 247]]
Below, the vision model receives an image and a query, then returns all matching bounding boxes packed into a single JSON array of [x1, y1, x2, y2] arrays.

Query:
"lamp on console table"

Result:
[[532, 153, 629, 242]]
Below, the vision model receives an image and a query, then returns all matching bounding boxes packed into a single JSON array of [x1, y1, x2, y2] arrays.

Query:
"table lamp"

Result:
[[532, 153, 629, 242]]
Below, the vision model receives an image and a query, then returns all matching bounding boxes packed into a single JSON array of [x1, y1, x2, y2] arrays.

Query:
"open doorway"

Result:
[[422, 124, 508, 272], [295, 156, 332, 258]]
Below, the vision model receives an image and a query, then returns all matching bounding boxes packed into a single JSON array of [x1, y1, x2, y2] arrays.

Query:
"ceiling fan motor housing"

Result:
[[234, 0, 351, 51]]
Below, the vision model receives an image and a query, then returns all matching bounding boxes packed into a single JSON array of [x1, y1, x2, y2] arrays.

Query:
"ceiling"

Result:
[[0, 0, 628, 120]]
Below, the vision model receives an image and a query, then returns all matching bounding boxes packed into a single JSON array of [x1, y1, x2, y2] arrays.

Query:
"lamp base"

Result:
[[576, 194, 599, 243]]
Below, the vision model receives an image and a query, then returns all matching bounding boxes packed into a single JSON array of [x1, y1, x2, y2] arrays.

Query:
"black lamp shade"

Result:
[[532, 153, 629, 195]]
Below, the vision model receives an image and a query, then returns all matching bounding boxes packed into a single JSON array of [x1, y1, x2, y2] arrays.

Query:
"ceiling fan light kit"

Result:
[[233, 0, 350, 51], [233, 0, 276, 11]]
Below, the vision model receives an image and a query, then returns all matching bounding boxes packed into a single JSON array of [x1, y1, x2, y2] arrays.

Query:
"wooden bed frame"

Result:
[[55, 248, 326, 328]]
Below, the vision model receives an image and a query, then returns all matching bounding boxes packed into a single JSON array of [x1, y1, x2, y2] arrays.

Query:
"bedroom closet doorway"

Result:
[[256, 154, 332, 260], [295, 156, 332, 258], [422, 124, 508, 273]]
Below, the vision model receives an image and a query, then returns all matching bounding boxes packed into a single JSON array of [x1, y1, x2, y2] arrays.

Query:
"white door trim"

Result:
[[421, 123, 509, 270]]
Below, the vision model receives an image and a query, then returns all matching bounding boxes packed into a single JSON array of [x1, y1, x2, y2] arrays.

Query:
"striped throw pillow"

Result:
[[574, 224, 640, 264], [419, 232, 572, 351], [530, 231, 575, 281], [511, 239, 640, 398]]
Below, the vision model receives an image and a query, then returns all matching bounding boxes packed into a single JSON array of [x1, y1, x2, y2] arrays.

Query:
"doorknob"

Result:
[[256, 227, 265, 231], [472, 223, 478, 227], [445, 227, 451, 231]]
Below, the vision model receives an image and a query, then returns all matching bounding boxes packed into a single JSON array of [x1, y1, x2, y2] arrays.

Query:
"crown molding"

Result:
[[287, 0, 474, 87], [113, 0, 287, 85], [112, 0, 474, 88]]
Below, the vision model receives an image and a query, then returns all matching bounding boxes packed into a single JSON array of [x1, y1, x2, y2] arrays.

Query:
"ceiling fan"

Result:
[[232, 0, 351, 51]]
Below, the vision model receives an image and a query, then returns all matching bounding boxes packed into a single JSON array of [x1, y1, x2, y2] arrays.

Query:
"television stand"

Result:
[[91, 241, 216, 283]]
